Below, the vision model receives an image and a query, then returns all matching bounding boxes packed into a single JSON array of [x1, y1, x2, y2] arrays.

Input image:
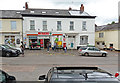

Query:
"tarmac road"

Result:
[[0, 49, 119, 81]]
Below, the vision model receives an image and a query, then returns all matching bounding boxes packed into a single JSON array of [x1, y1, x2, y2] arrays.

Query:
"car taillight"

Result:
[[115, 72, 119, 78]]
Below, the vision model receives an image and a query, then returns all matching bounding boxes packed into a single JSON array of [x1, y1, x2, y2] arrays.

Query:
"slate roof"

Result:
[[95, 23, 120, 32], [0, 10, 23, 19], [21, 8, 96, 18], [0, 8, 96, 19]]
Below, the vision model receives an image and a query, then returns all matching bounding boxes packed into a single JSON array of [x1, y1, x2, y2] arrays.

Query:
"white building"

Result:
[[21, 3, 96, 49]]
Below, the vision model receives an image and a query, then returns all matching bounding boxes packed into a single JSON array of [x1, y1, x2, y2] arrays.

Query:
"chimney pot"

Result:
[[69, 7, 72, 10], [80, 4, 84, 12], [25, 2, 28, 10]]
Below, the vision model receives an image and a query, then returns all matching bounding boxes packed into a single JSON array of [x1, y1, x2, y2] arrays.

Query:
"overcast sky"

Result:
[[0, 0, 119, 26]]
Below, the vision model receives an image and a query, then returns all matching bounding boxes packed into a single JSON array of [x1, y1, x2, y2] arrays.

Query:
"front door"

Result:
[[44, 39, 50, 48]]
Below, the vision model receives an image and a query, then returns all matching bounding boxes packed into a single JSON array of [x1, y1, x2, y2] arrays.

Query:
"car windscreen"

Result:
[[2, 45, 11, 49], [80, 48, 87, 50]]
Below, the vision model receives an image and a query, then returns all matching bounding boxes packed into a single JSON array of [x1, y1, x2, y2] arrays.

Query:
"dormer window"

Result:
[[16, 12, 21, 14], [55, 12, 59, 14], [42, 11, 46, 14], [30, 11, 34, 13]]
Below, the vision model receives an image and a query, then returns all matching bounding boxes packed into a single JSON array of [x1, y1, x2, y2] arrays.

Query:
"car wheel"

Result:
[[102, 53, 107, 57], [6, 52, 11, 57], [84, 53, 89, 56]]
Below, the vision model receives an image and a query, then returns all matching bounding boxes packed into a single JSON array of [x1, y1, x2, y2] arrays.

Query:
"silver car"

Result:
[[78, 47, 108, 57]]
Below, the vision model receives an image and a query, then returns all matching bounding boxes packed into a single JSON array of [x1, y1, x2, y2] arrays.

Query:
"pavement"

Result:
[[0, 49, 119, 81]]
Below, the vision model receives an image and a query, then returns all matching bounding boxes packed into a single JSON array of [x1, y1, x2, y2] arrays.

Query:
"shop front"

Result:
[[27, 32, 50, 49], [51, 33, 64, 49], [3, 32, 22, 47]]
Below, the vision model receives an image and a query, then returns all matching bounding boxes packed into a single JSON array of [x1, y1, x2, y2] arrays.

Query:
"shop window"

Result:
[[11, 21, 16, 30], [43, 21, 47, 31], [80, 36, 88, 45], [4, 36, 15, 46], [57, 21, 62, 31], [30, 20, 35, 30], [70, 21, 74, 31], [82, 21, 87, 31]]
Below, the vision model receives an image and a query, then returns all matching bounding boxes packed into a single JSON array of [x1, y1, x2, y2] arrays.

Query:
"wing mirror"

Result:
[[39, 75, 46, 80]]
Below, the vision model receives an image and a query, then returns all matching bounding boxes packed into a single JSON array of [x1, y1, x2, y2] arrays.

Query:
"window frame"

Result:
[[43, 21, 47, 31], [82, 21, 87, 31], [57, 21, 62, 31], [30, 20, 35, 30], [99, 33, 104, 38], [11, 21, 16, 30], [70, 21, 74, 31]]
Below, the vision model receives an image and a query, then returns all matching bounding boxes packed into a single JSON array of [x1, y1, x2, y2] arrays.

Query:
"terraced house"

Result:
[[21, 3, 96, 49], [95, 23, 120, 51], [0, 10, 23, 47]]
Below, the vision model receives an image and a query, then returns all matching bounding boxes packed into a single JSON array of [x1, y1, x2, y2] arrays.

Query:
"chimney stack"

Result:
[[25, 2, 28, 10], [69, 7, 72, 10], [80, 4, 84, 12]]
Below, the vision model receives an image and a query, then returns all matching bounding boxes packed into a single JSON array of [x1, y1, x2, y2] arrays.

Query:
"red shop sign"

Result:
[[38, 32, 49, 35]]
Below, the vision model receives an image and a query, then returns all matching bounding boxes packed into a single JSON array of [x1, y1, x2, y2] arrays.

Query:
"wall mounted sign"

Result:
[[38, 32, 49, 35]]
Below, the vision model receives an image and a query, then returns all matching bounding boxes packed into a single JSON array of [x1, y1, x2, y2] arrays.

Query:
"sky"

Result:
[[0, 0, 120, 26]]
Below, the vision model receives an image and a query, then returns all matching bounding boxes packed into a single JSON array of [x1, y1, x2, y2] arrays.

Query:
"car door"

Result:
[[87, 47, 95, 55], [93, 48, 101, 56]]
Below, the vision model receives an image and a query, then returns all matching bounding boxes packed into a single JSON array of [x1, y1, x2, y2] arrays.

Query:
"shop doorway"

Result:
[[44, 39, 50, 48]]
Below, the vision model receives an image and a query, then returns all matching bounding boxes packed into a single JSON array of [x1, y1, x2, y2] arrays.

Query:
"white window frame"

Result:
[[57, 21, 62, 31], [43, 21, 47, 31], [70, 21, 74, 31], [99, 33, 104, 38], [80, 36, 88, 45], [11, 21, 16, 30], [82, 21, 87, 31], [30, 20, 35, 30]]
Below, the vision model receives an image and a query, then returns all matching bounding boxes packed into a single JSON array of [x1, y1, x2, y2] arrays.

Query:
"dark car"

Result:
[[38, 66, 120, 83], [0, 70, 16, 83], [0, 44, 20, 57]]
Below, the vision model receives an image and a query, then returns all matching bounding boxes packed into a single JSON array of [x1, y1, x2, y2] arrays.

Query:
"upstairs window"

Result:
[[30, 20, 35, 30], [57, 21, 62, 31], [82, 21, 87, 31], [70, 21, 74, 31], [11, 21, 16, 30], [99, 33, 104, 38], [43, 21, 47, 31]]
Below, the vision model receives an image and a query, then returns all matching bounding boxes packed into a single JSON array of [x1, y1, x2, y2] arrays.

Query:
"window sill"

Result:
[[57, 29, 62, 31]]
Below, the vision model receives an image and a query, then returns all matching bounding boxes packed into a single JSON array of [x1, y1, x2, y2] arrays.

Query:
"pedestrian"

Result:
[[54, 41, 56, 52], [20, 41, 25, 57], [46, 41, 50, 52], [64, 46, 67, 53]]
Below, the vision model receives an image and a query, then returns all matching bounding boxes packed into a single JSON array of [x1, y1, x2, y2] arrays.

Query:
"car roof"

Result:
[[50, 67, 119, 81]]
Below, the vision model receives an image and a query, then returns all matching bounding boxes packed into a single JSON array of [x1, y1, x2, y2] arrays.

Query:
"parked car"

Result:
[[0, 44, 20, 57], [38, 66, 120, 83], [6, 44, 22, 54], [78, 47, 108, 57], [0, 69, 16, 83]]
